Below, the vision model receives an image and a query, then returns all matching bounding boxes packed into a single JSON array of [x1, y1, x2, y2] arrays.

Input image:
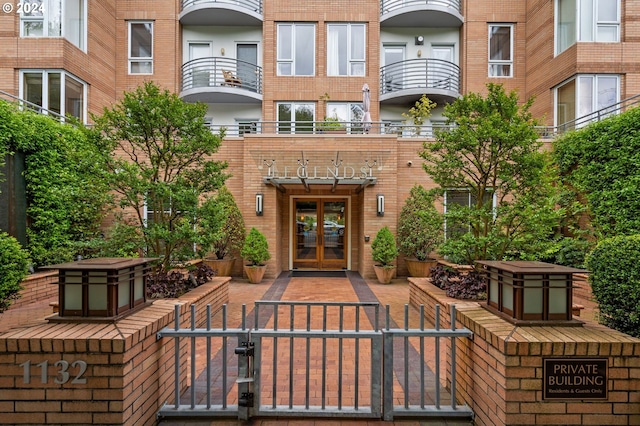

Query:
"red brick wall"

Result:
[[410, 279, 640, 426], [8, 271, 57, 311], [0, 278, 229, 426]]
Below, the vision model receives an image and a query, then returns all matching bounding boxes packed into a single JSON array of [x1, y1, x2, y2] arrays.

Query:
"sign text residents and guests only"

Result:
[[543, 358, 608, 400]]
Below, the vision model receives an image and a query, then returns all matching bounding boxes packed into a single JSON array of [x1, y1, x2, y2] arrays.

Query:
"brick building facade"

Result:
[[1, 0, 639, 279]]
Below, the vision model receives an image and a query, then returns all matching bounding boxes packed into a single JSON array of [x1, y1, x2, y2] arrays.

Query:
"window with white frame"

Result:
[[327, 23, 365, 76], [20, 70, 86, 121], [555, 74, 619, 129], [326, 102, 364, 132], [556, 0, 620, 55], [277, 102, 315, 133], [20, 0, 86, 51], [488, 24, 513, 77], [129, 22, 153, 74], [277, 23, 315, 76], [444, 189, 495, 239]]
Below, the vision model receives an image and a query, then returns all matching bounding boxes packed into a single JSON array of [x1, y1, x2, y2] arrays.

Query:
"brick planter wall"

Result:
[[8, 271, 58, 311], [410, 278, 640, 426], [0, 278, 230, 426]]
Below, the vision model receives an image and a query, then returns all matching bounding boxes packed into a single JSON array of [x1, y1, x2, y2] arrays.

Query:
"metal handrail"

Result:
[[535, 93, 640, 138], [0, 89, 70, 123], [380, 0, 461, 15], [181, 0, 263, 14], [379, 58, 461, 96], [181, 56, 263, 94]]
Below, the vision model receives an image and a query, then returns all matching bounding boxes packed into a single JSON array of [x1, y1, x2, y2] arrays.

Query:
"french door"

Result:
[[293, 198, 347, 270]]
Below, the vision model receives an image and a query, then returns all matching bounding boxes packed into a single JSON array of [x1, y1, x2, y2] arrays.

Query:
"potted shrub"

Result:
[[197, 187, 246, 276], [371, 226, 399, 284], [240, 227, 271, 283], [397, 185, 443, 277]]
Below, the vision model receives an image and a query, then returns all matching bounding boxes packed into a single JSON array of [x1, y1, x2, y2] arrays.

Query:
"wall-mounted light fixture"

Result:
[[415, 35, 424, 45], [221, 47, 225, 56], [376, 194, 385, 217], [256, 193, 263, 216], [417, 50, 422, 58]]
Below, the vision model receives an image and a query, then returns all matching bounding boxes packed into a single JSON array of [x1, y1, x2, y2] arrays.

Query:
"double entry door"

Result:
[[293, 198, 347, 270]]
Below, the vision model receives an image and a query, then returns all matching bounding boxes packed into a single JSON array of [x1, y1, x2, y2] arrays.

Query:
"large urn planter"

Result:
[[244, 265, 267, 284], [405, 258, 438, 278], [204, 257, 235, 276], [373, 265, 395, 284]]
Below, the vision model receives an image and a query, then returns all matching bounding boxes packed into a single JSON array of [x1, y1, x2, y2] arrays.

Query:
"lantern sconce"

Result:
[[221, 47, 225, 56], [376, 194, 385, 217], [256, 193, 263, 216]]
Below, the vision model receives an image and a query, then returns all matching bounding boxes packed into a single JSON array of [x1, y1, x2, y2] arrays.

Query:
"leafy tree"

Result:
[[197, 186, 245, 260], [0, 232, 30, 312], [0, 100, 110, 267], [419, 83, 562, 264], [553, 105, 640, 239], [91, 81, 229, 272], [402, 94, 437, 135]]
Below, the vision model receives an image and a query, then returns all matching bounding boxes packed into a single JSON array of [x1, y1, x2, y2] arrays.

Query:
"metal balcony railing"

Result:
[[0, 89, 72, 123], [380, 58, 460, 96], [181, 57, 263, 94], [380, 0, 461, 15], [181, 0, 263, 14], [535, 93, 640, 138]]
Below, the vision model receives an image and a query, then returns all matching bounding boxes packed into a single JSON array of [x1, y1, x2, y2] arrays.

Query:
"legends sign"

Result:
[[543, 358, 608, 400]]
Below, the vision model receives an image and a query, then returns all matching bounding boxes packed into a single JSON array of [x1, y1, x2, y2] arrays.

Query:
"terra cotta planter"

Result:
[[405, 258, 437, 278], [244, 265, 266, 284], [373, 265, 395, 284], [204, 257, 235, 276]]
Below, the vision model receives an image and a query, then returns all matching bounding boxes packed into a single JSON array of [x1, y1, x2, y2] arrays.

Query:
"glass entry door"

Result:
[[293, 199, 347, 270]]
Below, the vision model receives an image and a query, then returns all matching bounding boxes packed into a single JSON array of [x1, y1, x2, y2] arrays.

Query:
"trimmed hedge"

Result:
[[0, 232, 29, 312], [585, 235, 640, 337]]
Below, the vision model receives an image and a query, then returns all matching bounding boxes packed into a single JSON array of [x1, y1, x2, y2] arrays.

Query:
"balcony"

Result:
[[380, 58, 460, 105], [179, 57, 262, 104], [180, 0, 263, 26], [380, 0, 463, 27]]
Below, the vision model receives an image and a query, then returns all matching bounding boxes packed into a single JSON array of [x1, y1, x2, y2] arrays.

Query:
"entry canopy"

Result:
[[253, 150, 390, 193]]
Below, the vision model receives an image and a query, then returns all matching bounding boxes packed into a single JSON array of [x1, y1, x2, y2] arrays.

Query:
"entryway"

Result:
[[292, 197, 347, 270]]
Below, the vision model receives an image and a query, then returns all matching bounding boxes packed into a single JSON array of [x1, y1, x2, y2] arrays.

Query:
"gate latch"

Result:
[[239, 392, 254, 407], [234, 341, 255, 357]]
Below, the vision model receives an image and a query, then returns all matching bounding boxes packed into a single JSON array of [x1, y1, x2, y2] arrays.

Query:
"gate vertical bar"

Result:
[[206, 304, 212, 409], [435, 304, 441, 408], [450, 305, 457, 410], [419, 305, 425, 408], [221, 304, 227, 409], [190, 304, 196, 409], [173, 304, 180, 409], [288, 304, 294, 409], [354, 305, 360, 410], [338, 305, 344, 410], [383, 304, 393, 421]]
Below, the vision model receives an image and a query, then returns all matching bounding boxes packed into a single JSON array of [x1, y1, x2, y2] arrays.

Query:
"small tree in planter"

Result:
[[240, 227, 271, 283], [371, 226, 399, 284], [197, 187, 246, 276], [398, 185, 443, 277]]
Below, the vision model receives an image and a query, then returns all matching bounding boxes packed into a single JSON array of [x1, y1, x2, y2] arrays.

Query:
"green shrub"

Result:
[[371, 226, 398, 267], [0, 233, 30, 312], [397, 185, 443, 261], [585, 235, 640, 337], [241, 227, 270, 266], [197, 186, 245, 260]]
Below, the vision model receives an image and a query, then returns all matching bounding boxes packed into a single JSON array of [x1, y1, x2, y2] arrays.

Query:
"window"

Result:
[[556, 0, 620, 55], [277, 102, 315, 133], [129, 22, 153, 74], [20, 0, 86, 50], [327, 23, 365, 76], [326, 102, 364, 133], [444, 189, 495, 239], [277, 23, 315, 76], [555, 74, 619, 129], [488, 24, 513, 77], [20, 70, 86, 121]]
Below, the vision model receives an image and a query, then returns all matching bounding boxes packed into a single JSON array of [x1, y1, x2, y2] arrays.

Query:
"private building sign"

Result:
[[543, 358, 608, 400]]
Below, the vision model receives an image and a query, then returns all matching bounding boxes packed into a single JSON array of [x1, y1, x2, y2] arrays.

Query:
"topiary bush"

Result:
[[197, 186, 246, 260], [241, 227, 270, 266], [0, 233, 30, 312], [397, 184, 443, 261], [371, 226, 398, 268], [585, 235, 640, 337]]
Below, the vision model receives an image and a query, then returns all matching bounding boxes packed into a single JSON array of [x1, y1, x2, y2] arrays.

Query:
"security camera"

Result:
[[407, 161, 412, 166]]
